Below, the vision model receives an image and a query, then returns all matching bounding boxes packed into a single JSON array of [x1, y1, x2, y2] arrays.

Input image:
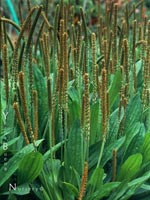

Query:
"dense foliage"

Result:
[[0, 0, 150, 199]]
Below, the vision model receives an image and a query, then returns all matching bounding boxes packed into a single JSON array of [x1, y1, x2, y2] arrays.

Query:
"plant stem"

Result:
[[97, 138, 105, 168]]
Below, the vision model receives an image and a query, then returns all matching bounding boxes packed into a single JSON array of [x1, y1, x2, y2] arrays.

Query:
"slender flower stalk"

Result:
[[63, 32, 68, 111], [138, 24, 142, 41], [26, 0, 31, 31], [101, 67, 108, 138], [83, 73, 90, 159], [80, 8, 88, 73], [91, 33, 97, 103], [45, 0, 49, 17], [2, 44, 9, 103], [143, 42, 149, 102], [0, 17, 21, 32], [103, 39, 107, 65], [41, 11, 53, 30], [33, 90, 38, 141], [107, 30, 112, 70], [43, 33, 50, 77], [118, 20, 126, 62], [60, 0, 64, 20], [97, 67, 108, 167], [63, 32, 68, 153], [58, 68, 65, 160], [143, 17, 147, 41], [42, 32, 53, 147], [34, 21, 44, 56], [27, 0, 31, 11], [18, 71, 36, 148], [76, 22, 82, 88], [132, 20, 137, 92], [77, 22, 82, 64], [59, 19, 65, 67], [98, 18, 103, 55], [125, 4, 129, 37], [123, 39, 129, 97], [18, 0, 23, 26], [73, 47, 78, 86], [70, 6, 74, 24], [112, 3, 118, 71], [148, 20, 150, 49], [64, 5, 68, 31], [78, 162, 88, 200], [118, 65, 126, 117], [28, 47, 34, 103], [81, 94, 85, 129], [0, 19, 3, 46], [53, 5, 60, 74], [13, 102, 30, 145], [58, 68, 64, 106], [26, 6, 43, 53], [112, 149, 117, 182], [14, 7, 36, 51], [11, 6, 36, 91]]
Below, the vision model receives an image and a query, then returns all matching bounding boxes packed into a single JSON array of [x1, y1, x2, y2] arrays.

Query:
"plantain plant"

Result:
[[0, 0, 150, 199]]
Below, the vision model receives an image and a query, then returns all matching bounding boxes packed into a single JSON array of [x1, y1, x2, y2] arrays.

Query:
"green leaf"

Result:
[[90, 101, 100, 145], [68, 80, 75, 89], [0, 139, 43, 187], [124, 123, 145, 158], [4, 106, 15, 130], [89, 137, 125, 169], [107, 181, 128, 200], [33, 66, 47, 128], [43, 140, 66, 161], [39, 159, 63, 200], [118, 172, 150, 200], [122, 93, 143, 159], [122, 122, 141, 160], [126, 172, 150, 195], [124, 93, 142, 134], [46, 159, 61, 183], [140, 133, 150, 164], [1, 81, 6, 111], [62, 182, 78, 197], [101, 136, 125, 167], [1, 183, 30, 195], [68, 87, 80, 103], [136, 60, 143, 89], [88, 182, 120, 200], [66, 120, 84, 175], [59, 165, 80, 199], [136, 60, 142, 75], [18, 151, 43, 184], [31, 184, 47, 200], [68, 101, 81, 126], [87, 167, 104, 194], [107, 108, 124, 144], [0, 101, 2, 134], [0, 136, 20, 156], [8, 194, 17, 200], [108, 69, 122, 109], [117, 153, 143, 181]]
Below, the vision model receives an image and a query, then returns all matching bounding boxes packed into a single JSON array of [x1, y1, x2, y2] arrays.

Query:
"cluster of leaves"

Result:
[[0, 0, 150, 200]]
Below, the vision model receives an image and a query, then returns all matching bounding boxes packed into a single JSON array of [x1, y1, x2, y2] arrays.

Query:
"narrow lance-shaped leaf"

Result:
[[0, 139, 43, 187], [17, 151, 43, 184], [117, 153, 142, 181], [108, 69, 122, 109]]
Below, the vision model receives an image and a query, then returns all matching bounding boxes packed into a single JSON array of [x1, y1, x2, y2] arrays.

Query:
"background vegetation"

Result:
[[0, 0, 150, 199]]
